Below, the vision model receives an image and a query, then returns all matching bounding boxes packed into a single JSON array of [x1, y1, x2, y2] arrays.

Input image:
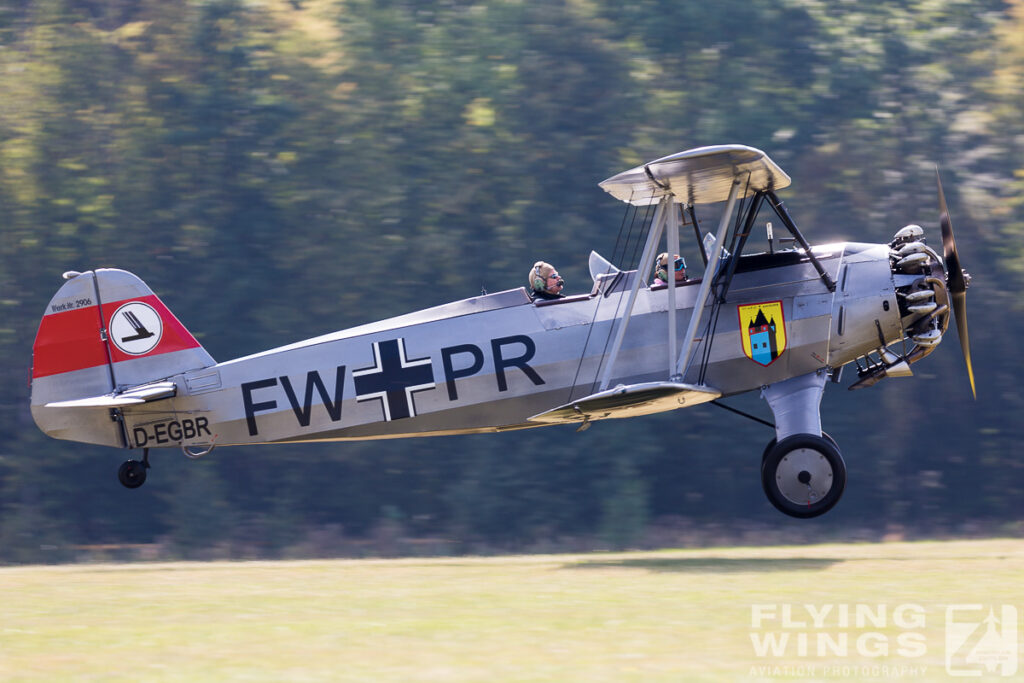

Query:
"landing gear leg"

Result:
[[117, 448, 149, 489], [760, 370, 846, 518]]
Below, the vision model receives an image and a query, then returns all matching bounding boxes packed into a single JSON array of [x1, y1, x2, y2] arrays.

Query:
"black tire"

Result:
[[761, 434, 846, 518], [761, 432, 838, 468], [118, 460, 147, 489]]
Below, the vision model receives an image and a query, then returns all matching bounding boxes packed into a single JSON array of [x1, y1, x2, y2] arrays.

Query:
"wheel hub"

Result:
[[775, 447, 834, 505]]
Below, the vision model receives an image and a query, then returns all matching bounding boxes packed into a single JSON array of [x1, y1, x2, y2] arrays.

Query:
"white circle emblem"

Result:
[[109, 302, 163, 355]]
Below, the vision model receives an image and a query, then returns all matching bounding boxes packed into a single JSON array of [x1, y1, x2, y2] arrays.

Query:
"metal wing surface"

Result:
[[528, 381, 721, 425], [599, 144, 791, 206]]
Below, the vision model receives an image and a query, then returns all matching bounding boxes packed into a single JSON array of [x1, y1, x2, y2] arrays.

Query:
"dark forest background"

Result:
[[2, 0, 1023, 563]]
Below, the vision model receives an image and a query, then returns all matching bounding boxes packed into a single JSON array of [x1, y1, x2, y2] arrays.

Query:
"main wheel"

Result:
[[761, 434, 846, 518], [118, 459, 147, 489], [761, 432, 838, 468]]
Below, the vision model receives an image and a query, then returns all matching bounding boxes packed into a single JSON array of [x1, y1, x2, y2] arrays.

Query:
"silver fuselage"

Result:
[[32, 242, 904, 450]]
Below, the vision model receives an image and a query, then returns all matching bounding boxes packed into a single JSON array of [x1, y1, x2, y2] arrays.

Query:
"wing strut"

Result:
[[665, 198, 681, 376], [597, 195, 672, 391], [597, 176, 745, 389], [688, 205, 708, 266], [765, 191, 836, 292], [674, 177, 742, 378]]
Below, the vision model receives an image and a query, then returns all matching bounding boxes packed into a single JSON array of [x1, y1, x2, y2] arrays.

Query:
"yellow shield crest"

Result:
[[738, 300, 786, 366]]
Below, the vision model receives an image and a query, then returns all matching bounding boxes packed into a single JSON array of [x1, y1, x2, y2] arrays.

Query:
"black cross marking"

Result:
[[353, 338, 435, 421]]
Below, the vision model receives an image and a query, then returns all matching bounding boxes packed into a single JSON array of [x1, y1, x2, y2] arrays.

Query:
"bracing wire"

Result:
[[588, 188, 658, 395], [690, 172, 755, 384], [609, 195, 636, 268], [628, 200, 656, 269], [567, 189, 637, 402]]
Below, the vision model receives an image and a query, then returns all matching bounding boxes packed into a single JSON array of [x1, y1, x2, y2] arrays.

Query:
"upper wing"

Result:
[[599, 144, 790, 206]]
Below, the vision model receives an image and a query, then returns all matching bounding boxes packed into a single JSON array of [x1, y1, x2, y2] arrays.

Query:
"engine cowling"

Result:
[[889, 225, 951, 352]]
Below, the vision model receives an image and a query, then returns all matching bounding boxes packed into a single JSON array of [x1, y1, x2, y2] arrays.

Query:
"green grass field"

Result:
[[2, 539, 1022, 682]]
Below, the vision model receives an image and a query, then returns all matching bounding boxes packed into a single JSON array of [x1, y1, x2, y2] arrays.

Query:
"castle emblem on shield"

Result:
[[738, 301, 786, 366]]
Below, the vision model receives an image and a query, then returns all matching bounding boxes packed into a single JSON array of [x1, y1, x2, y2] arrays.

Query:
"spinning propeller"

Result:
[[936, 169, 976, 399]]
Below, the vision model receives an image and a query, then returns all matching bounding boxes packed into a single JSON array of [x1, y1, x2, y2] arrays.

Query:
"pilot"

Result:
[[653, 252, 687, 286], [529, 261, 565, 301]]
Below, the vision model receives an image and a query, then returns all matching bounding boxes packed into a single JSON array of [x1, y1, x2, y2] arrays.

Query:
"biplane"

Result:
[[30, 145, 974, 518]]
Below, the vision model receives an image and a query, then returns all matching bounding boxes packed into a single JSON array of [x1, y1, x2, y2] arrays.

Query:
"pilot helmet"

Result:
[[655, 253, 686, 282]]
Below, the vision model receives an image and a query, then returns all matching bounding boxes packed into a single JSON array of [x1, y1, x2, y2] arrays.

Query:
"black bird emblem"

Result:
[[120, 310, 155, 343]]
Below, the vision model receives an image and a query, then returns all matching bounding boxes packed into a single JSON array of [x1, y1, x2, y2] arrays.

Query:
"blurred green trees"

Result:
[[1, 0, 1021, 561]]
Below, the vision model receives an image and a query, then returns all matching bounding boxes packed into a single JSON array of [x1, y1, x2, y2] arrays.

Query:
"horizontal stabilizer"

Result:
[[46, 380, 176, 408], [528, 381, 721, 424]]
